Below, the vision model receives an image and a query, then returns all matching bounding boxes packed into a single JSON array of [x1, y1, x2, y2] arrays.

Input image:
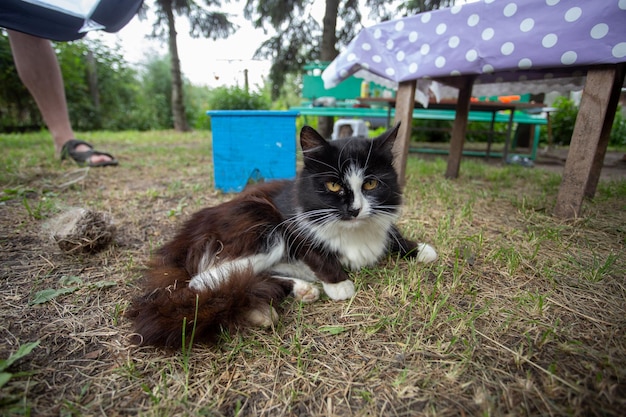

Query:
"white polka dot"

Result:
[[451, 5, 462, 14], [520, 18, 534, 32], [372, 55, 382, 63], [561, 51, 577, 65], [436, 23, 447, 35], [385, 67, 395, 76], [613, 42, 626, 58], [386, 39, 394, 50], [435, 57, 446, 68], [501, 42, 515, 55], [339, 69, 349, 78], [450, 70, 461, 76], [421, 13, 431, 23], [483, 64, 494, 73], [590, 24, 609, 39], [409, 31, 418, 42], [620, 0, 626, 10], [503, 3, 517, 17], [362, 63, 370, 70], [374, 29, 382, 39], [466, 49, 478, 62], [396, 51, 405, 61], [361, 43, 372, 51], [420, 44, 430, 55], [518, 58, 532, 69], [542, 33, 558, 48], [448, 36, 460, 48], [482, 28, 495, 41], [565, 7, 582, 22], [395, 21, 404, 31], [485, 0, 495, 3], [546, 0, 559, 5], [467, 14, 480, 27], [347, 53, 357, 62], [409, 62, 418, 73]]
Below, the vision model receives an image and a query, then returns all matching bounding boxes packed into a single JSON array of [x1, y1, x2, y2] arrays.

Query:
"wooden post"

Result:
[[553, 64, 625, 218], [445, 76, 475, 179], [392, 80, 417, 187], [584, 64, 625, 198]]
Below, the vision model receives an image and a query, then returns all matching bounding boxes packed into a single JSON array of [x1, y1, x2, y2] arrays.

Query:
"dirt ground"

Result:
[[1, 133, 624, 416], [533, 148, 626, 180]]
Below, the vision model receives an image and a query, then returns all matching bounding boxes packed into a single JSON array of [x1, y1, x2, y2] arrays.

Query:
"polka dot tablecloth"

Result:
[[322, 0, 626, 91]]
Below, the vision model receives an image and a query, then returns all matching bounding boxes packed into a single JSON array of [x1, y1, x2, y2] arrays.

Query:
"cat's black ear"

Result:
[[300, 126, 329, 153], [374, 121, 401, 151]]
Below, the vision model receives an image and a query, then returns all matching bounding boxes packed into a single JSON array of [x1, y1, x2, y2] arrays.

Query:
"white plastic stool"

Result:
[[331, 119, 368, 140]]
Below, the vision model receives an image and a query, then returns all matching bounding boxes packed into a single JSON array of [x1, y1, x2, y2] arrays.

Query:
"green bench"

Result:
[[290, 105, 547, 160]]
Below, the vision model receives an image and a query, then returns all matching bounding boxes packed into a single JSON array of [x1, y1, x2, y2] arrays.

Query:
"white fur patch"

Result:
[[309, 214, 396, 271], [346, 167, 369, 217], [417, 243, 438, 263], [269, 276, 320, 302], [189, 239, 286, 291], [322, 280, 355, 300], [270, 261, 317, 282]]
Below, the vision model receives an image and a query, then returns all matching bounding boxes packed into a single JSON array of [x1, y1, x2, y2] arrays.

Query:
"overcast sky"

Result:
[[91, 0, 300, 90]]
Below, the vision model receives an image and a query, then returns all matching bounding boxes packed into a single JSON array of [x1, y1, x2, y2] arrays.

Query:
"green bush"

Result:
[[550, 96, 578, 145], [204, 86, 271, 131], [551, 97, 626, 147], [610, 106, 626, 146], [207, 86, 270, 111], [410, 119, 453, 142]]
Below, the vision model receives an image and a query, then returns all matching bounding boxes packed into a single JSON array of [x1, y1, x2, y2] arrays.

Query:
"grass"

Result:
[[0, 130, 625, 416]]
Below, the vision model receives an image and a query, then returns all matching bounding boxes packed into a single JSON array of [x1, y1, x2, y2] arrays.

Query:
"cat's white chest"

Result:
[[316, 218, 393, 270]]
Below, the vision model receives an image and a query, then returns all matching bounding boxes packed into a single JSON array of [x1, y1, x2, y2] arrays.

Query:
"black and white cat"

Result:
[[127, 123, 437, 347]]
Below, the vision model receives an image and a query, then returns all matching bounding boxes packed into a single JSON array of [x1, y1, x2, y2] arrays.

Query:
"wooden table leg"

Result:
[[392, 80, 417, 187], [553, 64, 625, 218], [445, 76, 475, 179], [585, 64, 625, 198]]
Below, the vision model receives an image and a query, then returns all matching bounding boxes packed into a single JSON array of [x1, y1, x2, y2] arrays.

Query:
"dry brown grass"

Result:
[[1, 131, 625, 416]]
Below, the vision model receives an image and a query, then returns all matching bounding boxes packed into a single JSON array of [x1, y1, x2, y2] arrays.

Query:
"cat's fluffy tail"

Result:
[[126, 264, 291, 348]]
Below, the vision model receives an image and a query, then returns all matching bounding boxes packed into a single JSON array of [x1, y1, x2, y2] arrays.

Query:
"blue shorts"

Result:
[[0, 0, 143, 41]]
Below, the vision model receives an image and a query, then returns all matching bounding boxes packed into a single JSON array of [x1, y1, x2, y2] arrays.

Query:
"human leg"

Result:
[[7, 30, 115, 166]]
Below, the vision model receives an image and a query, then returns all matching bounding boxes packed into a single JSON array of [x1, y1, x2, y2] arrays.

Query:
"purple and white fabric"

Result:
[[322, 0, 626, 104]]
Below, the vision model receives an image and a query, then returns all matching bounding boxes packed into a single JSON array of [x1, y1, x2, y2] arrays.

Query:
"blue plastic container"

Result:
[[207, 110, 299, 192]]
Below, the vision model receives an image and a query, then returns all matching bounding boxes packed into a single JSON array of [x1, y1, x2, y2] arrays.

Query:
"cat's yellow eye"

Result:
[[325, 181, 342, 193], [363, 179, 378, 191]]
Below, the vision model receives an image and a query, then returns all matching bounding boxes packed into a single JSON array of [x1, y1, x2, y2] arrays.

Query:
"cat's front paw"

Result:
[[322, 280, 355, 301], [416, 243, 438, 263], [293, 281, 320, 303]]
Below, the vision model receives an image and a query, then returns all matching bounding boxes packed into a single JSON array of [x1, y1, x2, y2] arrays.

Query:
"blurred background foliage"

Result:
[[0, 32, 278, 133], [1, 30, 624, 147]]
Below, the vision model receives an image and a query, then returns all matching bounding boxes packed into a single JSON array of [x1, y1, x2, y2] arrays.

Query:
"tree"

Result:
[[245, 0, 455, 99], [244, 0, 454, 136], [150, 0, 235, 131]]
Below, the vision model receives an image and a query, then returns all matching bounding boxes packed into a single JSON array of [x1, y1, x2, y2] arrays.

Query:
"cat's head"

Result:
[[296, 123, 402, 223]]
